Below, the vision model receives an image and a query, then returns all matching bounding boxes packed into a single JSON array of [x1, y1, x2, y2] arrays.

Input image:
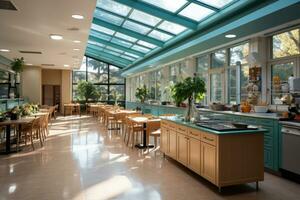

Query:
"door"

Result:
[[189, 137, 201, 174], [169, 130, 177, 159], [177, 133, 188, 165], [161, 127, 168, 154], [201, 142, 216, 184], [43, 85, 54, 106]]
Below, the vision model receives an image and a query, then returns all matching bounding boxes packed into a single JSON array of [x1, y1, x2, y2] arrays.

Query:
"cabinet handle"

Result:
[[203, 136, 214, 142]]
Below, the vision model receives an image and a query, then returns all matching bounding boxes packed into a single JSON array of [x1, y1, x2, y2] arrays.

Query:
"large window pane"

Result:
[[0, 71, 9, 83], [210, 73, 222, 102], [110, 65, 124, 84], [230, 43, 249, 65], [240, 65, 249, 102], [197, 55, 209, 104], [228, 67, 237, 104], [156, 70, 162, 101], [211, 49, 226, 68], [95, 85, 108, 101], [87, 58, 108, 83], [73, 72, 86, 83], [148, 71, 156, 99], [109, 85, 125, 101], [0, 84, 8, 98], [272, 29, 300, 59]]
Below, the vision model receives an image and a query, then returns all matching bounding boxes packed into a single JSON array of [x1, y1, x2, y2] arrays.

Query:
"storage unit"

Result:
[[160, 119, 264, 190]]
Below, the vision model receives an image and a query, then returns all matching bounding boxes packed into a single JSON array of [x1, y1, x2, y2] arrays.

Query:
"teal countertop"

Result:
[[162, 116, 267, 135]]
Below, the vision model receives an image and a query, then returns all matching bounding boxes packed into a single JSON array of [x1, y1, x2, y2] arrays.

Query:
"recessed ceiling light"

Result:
[[225, 34, 236, 38], [64, 64, 69, 67], [50, 34, 63, 40], [0, 49, 10, 52], [72, 14, 84, 19], [73, 48, 80, 51], [73, 40, 81, 43], [26, 63, 33, 66]]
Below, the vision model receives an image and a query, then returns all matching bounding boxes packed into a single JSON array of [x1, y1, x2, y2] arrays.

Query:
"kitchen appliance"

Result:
[[281, 122, 300, 176], [196, 121, 258, 131]]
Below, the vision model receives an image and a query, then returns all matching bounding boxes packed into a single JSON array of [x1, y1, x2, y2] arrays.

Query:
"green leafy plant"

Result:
[[77, 81, 100, 102], [171, 76, 206, 107], [20, 103, 39, 116], [11, 57, 25, 73], [135, 85, 149, 103]]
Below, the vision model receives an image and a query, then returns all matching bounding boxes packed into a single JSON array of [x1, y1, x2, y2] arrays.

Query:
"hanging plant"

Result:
[[11, 57, 25, 73]]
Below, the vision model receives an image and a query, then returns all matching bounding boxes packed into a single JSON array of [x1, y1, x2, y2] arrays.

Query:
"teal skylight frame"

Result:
[[85, 0, 239, 68]]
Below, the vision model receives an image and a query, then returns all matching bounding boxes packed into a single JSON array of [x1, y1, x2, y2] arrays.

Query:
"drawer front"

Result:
[[176, 125, 188, 135], [264, 136, 273, 148], [188, 128, 201, 140], [201, 132, 217, 146]]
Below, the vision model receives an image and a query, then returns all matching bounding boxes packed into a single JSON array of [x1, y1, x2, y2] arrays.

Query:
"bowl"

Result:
[[254, 106, 268, 113], [232, 123, 248, 129]]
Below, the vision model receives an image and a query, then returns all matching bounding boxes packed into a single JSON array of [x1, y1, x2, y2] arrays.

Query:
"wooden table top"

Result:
[[0, 117, 35, 126], [108, 110, 138, 115], [128, 116, 161, 123], [64, 103, 80, 107]]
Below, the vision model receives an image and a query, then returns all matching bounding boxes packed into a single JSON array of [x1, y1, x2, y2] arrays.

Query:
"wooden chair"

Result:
[[18, 117, 41, 151], [53, 105, 59, 119], [124, 113, 145, 148], [146, 120, 161, 148], [64, 105, 73, 116]]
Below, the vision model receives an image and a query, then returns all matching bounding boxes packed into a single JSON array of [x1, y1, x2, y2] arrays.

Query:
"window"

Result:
[[272, 28, 300, 59], [156, 70, 162, 100], [210, 73, 223, 102], [0, 71, 11, 99], [196, 55, 209, 104], [149, 71, 156, 99], [72, 56, 125, 103]]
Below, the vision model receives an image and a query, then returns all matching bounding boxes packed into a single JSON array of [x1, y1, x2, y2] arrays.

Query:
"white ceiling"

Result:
[[0, 0, 97, 69]]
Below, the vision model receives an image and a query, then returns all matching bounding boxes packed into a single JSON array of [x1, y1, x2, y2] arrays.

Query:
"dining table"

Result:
[[0, 117, 35, 154], [64, 103, 81, 116], [128, 116, 161, 149]]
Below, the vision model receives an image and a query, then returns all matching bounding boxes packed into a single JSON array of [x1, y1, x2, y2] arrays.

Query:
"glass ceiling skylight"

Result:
[[86, 0, 241, 68], [142, 0, 188, 13], [179, 3, 215, 21], [97, 0, 131, 16], [199, 0, 234, 9], [129, 10, 161, 26]]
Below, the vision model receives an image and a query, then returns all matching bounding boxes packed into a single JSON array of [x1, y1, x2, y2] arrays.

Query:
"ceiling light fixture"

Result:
[[0, 49, 10, 52], [26, 63, 33, 66], [73, 40, 81, 43], [225, 34, 236, 38], [72, 14, 84, 20], [64, 64, 69, 67], [73, 48, 80, 51], [50, 34, 63, 40]]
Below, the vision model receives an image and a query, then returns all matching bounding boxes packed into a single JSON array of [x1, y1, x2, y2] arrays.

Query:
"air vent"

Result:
[[67, 27, 80, 31], [19, 50, 42, 54], [41, 64, 55, 67], [0, 0, 17, 11]]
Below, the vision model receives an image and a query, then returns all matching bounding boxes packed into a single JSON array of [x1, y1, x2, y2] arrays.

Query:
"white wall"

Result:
[[21, 66, 42, 104]]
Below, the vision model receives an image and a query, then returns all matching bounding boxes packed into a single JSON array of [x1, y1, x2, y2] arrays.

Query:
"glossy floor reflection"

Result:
[[0, 116, 299, 200]]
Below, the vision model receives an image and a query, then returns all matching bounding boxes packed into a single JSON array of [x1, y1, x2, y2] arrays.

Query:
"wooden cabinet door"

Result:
[[189, 137, 201, 174], [161, 127, 168, 154], [169, 130, 177, 159], [177, 133, 189, 165], [201, 142, 216, 184]]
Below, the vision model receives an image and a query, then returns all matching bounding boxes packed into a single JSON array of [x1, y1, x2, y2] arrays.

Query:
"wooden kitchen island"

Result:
[[160, 117, 266, 192]]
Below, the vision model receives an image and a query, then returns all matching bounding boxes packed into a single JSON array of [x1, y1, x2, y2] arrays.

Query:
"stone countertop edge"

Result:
[[161, 117, 268, 135]]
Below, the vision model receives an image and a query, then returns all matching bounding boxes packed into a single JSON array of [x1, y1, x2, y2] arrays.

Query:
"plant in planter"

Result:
[[110, 89, 122, 106], [9, 106, 21, 120], [11, 57, 25, 73], [0, 111, 7, 122], [77, 81, 101, 103], [135, 85, 149, 103], [171, 75, 206, 121]]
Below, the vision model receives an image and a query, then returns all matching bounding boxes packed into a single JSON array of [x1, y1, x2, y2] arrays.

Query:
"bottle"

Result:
[[288, 74, 295, 92]]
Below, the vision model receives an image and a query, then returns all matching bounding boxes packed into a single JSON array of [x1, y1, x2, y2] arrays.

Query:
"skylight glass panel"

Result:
[[104, 50, 121, 57], [91, 24, 115, 35], [179, 3, 214, 21], [137, 40, 157, 49], [142, 0, 187, 13], [158, 21, 187, 35], [129, 10, 161, 27], [125, 52, 140, 58], [123, 21, 151, 34], [198, 0, 234, 9], [111, 38, 132, 48], [131, 45, 151, 53], [87, 45, 104, 52], [97, 0, 131, 17], [88, 40, 105, 48], [94, 9, 124, 26], [115, 32, 137, 43], [121, 55, 136, 61], [90, 31, 112, 41], [148, 30, 173, 41], [106, 46, 124, 53]]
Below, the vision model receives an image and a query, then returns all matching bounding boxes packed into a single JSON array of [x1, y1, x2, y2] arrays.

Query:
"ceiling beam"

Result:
[[92, 18, 164, 47], [186, 0, 220, 12], [89, 35, 145, 57], [85, 52, 126, 68], [115, 0, 198, 30], [86, 46, 132, 65]]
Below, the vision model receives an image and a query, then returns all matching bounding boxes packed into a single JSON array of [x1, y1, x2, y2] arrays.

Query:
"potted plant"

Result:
[[135, 85, 149, 103], [0, 111, 7, 122], [11, 57, 25, 73], [9, 106, 21, 120], [110, 89, 121, 106], [77, 81, 101, 103], [171, 75, 206, 121]]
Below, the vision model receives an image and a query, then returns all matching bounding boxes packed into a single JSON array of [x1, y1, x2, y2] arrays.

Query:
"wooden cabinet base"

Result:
[[160, 119, 264, 190]]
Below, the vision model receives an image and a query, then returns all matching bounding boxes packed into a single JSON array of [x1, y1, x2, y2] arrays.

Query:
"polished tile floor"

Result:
[[0, 115, 299, 200]]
